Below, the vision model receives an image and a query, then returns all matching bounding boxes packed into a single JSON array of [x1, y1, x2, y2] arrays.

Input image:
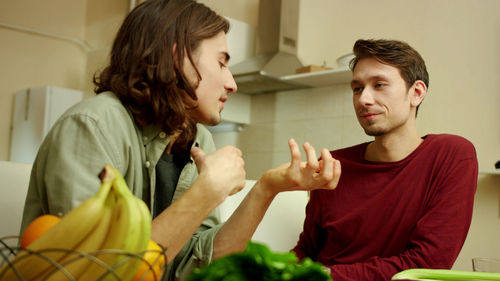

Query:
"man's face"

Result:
[[184, 31, 237, 126], [350, 57, 415, 137]]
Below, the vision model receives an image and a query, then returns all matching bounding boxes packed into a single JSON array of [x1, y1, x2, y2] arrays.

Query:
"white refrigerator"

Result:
[[10, 85, 83, 163]]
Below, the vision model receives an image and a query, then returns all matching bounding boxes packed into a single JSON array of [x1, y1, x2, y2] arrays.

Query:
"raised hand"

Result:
[[191, 145, 246, 199], [260, 139, 341, 194]]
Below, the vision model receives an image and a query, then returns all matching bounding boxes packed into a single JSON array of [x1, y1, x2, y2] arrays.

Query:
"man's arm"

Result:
[[212, 139, 341, 259], [151, 145, 246, 263]]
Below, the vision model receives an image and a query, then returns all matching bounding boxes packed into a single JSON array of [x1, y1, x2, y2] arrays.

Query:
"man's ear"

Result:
[[410, 80, 427, 107]]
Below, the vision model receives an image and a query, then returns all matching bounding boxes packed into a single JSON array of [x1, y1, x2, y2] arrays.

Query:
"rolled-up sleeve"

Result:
[[164, 210, 224, 281]]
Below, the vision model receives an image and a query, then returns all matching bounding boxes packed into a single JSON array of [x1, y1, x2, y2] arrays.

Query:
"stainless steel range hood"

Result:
[[229, 0, 310, 94]]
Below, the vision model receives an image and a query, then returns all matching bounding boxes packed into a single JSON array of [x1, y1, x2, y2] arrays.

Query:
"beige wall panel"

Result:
[[0, 0, 87, 160], [198, 0, 259, 26]]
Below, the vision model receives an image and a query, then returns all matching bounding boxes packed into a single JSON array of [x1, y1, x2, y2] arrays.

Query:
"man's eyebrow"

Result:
[[351, 75, 389, 85]]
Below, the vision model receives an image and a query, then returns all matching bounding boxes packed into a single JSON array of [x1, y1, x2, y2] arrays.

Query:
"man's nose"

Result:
[[358, 88, 374, 105], [225, 71, 237, 93]]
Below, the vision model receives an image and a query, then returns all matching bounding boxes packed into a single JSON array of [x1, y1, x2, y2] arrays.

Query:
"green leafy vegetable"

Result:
[[186, 241, 332, 281]]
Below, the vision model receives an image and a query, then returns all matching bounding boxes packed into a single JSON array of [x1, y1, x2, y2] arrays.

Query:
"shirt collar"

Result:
[[140, 123, 201, 151], [141, 123, 163, 145]]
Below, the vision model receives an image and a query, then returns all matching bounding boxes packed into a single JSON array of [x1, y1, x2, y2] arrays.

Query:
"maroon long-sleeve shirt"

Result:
[[293, 134, 478, 281]]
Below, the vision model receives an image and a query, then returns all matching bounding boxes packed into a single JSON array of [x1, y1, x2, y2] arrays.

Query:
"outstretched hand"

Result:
[[261, 139, 341, 194]]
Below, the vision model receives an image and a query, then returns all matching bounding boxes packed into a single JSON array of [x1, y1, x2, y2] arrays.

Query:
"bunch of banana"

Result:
[[0, 164, 152, 281]]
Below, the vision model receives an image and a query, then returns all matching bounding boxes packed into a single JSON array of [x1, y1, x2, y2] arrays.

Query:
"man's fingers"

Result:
[[330, 160, 341, 188], [319, 148, 333, 177], [288, 138, 302, 168], [303, 142, 319, 171], [318, 159, 341, 189], [310, 149, 341, 190]]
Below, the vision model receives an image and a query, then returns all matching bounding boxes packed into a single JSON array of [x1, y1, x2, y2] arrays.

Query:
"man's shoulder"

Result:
[[425, 134, 475, 151], [52, 91, 138, 141], [423, 134, 477, 163], [63, 91, 126, 118], [330, 142, 368, 159], [60, 92, 133, 127]]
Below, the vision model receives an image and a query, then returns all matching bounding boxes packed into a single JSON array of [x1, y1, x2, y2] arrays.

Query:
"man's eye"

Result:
[[375, 83, 385, 88], [352, 86, 362, 93]]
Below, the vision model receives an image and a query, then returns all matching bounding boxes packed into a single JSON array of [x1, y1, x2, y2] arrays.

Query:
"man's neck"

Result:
[[365, 128, 423, 162]]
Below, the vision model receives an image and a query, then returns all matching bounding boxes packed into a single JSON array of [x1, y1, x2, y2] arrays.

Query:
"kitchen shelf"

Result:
[[479, 169, 500, 175], [280, 67, 352, 87], [233, 67, 351, 95]]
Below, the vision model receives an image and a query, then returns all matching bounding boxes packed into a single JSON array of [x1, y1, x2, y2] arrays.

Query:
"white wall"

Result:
[[0, 0, 88, 160]]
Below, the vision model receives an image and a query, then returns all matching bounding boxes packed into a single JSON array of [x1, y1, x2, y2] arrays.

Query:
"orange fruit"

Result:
[[20, 214, 61, 248], [132, 239, 166, 281]]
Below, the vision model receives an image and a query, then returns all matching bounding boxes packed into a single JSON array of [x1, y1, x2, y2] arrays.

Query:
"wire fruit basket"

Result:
[[0, 236, 167, 281]]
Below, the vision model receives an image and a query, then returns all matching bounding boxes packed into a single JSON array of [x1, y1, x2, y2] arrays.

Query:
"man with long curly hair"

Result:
[[21, 0, 341, 280]]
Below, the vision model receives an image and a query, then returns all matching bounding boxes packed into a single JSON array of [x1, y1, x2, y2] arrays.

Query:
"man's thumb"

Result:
[[190, 146, 206, 167]]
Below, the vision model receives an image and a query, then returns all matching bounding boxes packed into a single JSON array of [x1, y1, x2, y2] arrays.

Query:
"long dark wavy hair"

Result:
[[94, 0, 229, 151]]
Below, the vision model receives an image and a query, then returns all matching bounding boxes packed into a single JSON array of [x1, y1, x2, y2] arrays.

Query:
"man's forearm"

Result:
[[212, 179, 277, 259], [151, 180, 222, 263]]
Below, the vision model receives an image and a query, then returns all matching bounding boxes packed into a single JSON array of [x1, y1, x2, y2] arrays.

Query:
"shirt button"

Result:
[[159, 132, 166, 138], [145, 161, 151, 168], [143, 136, 148, 142]]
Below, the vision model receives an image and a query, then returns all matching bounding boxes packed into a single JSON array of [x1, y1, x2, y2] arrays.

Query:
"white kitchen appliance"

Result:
[[10, 86, 83, 163]]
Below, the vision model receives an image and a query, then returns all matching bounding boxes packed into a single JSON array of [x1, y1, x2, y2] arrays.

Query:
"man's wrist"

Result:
[[192, 173, 228, 206], [255, 172, 281, 199]]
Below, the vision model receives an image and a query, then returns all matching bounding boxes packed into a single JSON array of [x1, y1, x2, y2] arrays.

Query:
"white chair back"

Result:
[[0, 161, 32, 238], [218, 180, 309, 253]]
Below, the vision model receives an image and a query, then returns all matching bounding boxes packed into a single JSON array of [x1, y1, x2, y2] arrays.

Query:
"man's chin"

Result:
[[205, 116, 221, 127], [363, 127, 386, 137]]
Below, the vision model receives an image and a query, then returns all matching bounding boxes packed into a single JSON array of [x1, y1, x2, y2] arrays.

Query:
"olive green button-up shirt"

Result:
[[21, 91, 222, 280]]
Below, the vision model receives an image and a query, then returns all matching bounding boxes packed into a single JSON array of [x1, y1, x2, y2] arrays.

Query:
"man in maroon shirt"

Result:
[[292, 39, 478, 281]]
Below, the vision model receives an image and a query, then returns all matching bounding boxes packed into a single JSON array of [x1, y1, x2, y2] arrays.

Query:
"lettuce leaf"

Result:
[[185, 241, 331, 281]]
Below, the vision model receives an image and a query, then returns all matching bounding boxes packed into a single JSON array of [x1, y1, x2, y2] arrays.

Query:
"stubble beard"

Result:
[[361, 117, 407, 137], [362, 121, 386, 137]]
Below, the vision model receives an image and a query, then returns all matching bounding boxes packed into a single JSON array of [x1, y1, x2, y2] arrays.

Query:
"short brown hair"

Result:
[[350, 39, 429, 89], [94, 0, 229, 150]]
